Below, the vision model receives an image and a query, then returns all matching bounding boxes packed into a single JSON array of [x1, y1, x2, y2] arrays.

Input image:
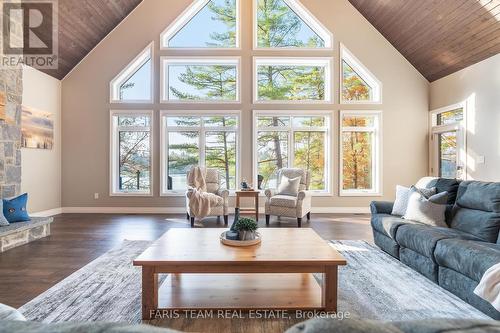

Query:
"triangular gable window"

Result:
[[255, 0, 332, 49], [341, 45, 381, 103], [110, 43, 153, 103], [161, 0, 239, 49]]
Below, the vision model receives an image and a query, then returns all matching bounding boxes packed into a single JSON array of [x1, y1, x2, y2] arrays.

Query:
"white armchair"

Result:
[[264, 168, 311, 227], [186, 168, 229, 227]]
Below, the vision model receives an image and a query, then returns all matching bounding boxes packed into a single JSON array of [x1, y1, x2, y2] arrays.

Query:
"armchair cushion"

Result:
[[277, 175, 301, 196], [278, 168, 310, 191], [270, 195, 297, 208]]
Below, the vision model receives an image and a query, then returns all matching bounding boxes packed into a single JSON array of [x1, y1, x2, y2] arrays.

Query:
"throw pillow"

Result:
[[3, 193, 30, 223], [0, 200, 9, 226], [392, 185, 436, 216], [277, 175, 301, 196], [403, 187, 449, 227]]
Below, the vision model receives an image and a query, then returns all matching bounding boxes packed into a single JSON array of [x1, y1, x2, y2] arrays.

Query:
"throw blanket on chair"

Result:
[[474, 262, 500, 311], [187, 167, 222, 219]]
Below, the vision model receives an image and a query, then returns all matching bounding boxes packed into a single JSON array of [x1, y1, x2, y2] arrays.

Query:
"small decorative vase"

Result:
[[239, 230, 256, 241]]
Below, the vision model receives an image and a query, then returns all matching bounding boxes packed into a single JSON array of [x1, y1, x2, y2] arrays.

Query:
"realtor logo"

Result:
[[1, 0, 58, 69]]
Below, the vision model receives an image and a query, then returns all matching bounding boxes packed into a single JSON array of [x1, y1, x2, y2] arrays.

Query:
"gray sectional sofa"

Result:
[[371, 178, 500, 319]]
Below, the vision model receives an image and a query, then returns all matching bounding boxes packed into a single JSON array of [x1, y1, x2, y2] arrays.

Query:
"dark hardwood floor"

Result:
[[0, 213, 372, 331]]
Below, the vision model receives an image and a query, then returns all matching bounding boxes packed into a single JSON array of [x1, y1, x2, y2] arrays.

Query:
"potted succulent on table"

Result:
[[233, 217, 258, 241]]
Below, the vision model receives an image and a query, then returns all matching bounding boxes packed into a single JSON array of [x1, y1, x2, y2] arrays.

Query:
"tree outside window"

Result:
[[164, 115, 238, 192], [341, 113, 380, 193], [256, 114, 329, 191]]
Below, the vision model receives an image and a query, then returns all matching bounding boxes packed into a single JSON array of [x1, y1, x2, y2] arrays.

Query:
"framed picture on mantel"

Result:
[[21, 105, 54, 150]]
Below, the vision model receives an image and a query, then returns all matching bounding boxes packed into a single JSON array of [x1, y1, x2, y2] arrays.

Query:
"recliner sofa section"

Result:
[[371, 179, 500, 319]]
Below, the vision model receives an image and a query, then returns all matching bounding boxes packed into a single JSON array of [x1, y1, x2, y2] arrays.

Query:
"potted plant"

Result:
[[233, 217, 258, 241]]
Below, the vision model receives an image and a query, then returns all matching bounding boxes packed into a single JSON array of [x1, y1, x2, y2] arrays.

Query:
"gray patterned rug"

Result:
[[19, 240, 490, 323]]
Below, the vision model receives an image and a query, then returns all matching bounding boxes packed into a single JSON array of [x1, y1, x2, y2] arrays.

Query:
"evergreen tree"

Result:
[[207, 0, 237, 47]]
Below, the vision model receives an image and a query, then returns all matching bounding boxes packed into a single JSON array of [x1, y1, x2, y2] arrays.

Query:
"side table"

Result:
[[235, 190, 259, 221]]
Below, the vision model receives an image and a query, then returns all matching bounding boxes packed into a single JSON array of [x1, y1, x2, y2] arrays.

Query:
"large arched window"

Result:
[[109, 0, 383, 197]]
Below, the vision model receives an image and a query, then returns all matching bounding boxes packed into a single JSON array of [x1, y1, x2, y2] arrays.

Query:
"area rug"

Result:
[[19, 240, 490, 323]]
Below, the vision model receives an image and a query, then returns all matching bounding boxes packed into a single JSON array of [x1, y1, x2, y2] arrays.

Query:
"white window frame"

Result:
[[160, 0, 241, 50], [110, 110, 154, 196], [160, 57, 241, 103], [339, 110, 382, 197], [252, 110, 333, 196], [340, 44, 382, 104], [429, 102, 467, 179], [109, 42, 154, 104], [160, 110, 241, 196], [252, 0, 333, 50], [253, 57, 332, 104]]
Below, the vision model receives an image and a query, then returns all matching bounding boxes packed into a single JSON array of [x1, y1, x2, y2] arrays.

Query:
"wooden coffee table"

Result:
[[133, 228, 346, 319]]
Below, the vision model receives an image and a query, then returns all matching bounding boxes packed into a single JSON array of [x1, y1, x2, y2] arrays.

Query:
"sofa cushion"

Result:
[[394, 319, 500, 332], [400, 247, 439, 282], [451, 208, 500, 243], [396, 224, 481, 259], [286, 318, 500, 333], [403, 189, 448, 227], [286, 318, 402, 333], [371, 214, 423, 239], [451, 181, 500, 243], [435, 239, 500, 282], [391, 185, 436, 216], [456, 181, 500, 212], [269, 195, 297, 208], [416, 177, 460, 205]]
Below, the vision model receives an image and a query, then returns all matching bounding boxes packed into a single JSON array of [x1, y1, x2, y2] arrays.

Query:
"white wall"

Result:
[[430, 53, 500, 182], [21, 66, 62, 213]]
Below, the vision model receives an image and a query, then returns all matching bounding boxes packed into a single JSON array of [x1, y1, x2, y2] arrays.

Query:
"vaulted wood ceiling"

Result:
[[39, 0, 142, 80], [41, 0, 500, 82], [348, 0, 500, 81]]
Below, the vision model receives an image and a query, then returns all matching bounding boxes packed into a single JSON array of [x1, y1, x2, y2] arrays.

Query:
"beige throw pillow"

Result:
[[277, 175, 301, 196], [403, 186, 449, 227]]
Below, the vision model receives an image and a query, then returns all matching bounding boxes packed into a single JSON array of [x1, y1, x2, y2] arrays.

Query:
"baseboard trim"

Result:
[[61, 207, 186, 214], [30, 207, 64, 217], [49, 206, 370, 214]]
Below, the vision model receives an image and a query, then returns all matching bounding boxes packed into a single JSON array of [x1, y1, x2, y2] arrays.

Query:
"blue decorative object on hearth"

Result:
[[3, 193, 30, 223]]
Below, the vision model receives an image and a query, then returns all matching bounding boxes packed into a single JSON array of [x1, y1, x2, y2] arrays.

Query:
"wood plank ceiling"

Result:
[[348, 0, 500, 81], [39, 0, 142, 80], [40, 0, 500, 82]]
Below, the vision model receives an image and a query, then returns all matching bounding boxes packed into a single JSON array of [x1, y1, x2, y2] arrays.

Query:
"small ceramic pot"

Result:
[[239, 230, 256, 241]]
